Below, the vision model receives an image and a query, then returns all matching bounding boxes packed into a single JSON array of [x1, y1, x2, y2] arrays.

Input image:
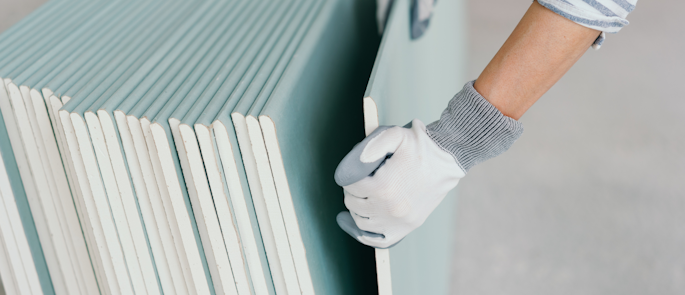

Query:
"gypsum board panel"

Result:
[[61, 5, 201, 294], [185, 0, 315, 294], [1, 83, 83, 295], [11, 0, 133, 89], [251, 0, 380, 294], [48, 1, 186, 98], [0, 172, 33, 295], [359, 0, 410, 293], [0, 0, 108, 79], [200, 0, 321, 293], [73, 2, 226, 295], [147, 0, 291, 293], [48, 96, 115, 295], [60, 0, 219, 294], [1, 80, 76, 295], [1, 80, 57, 295], [4, 4, 144, 294], [137, 0, 282, 292], [0, 106, 52, 295], [2, 83, 88, 295], [0, 0, 74, 59], [30, 0, 148, 94], [0, 5, 116, 286], [0, 0, 100, 71], [360, 0, 466, 294], [0, 227, 20, 295], [28, 4, 164, 294], [237, 1, 322, 293], [0, 0, 70, 48], [88, 0, 239, 293], [113, 1, 262, 294], [55, 2, 201, 294], [41, 3, 189, 293], [130, 1, 279, 293], [92, 1, 245, 295], [122, 1, 270, 294], [59, 0, 198, 108], [174, 0, 307, 293], [217, 1, 322, 294], [57, 98, 130, 295], [198, 2, 312, 289]]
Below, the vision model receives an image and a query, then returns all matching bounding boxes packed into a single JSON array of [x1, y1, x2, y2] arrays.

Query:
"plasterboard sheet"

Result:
[[48, 96, 110, 295], [105, 1, 256, 294], [0, 229, 19, 295], [191, 1, 318, 294], [208, 0, 322, 292], [167, 2, 273, 294], [0, 0, 72, 59], [173, 0, 307, 292], [0, 105, 49, 295], [56, 2, 201, 293], [0, 3, 110, 294], [239, 0, 380, 294], [8, 4, 146, 294], [146, 0, 312, 294], [68, 2, 216, 294], [0, 1, 168, 293], [124, 1, 274, 294], [360, 0, 467, 294], [86, 1, 244, 295], [145, 1, 303, 294], [1, 82, 70, 295], [137, 1, 289, 293], [0, 173, 32, 295], [228, 1, 323, 295], [0, 1, 387, 295], [41, 3, 177, 295], [43, 3, 193, 294]]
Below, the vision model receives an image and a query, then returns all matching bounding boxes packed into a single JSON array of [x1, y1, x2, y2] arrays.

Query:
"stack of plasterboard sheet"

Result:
[[0, 107, 55, 295], [0, 0, 382, 294], [360, 0, 467, 294], [0, 1, 118, 294]]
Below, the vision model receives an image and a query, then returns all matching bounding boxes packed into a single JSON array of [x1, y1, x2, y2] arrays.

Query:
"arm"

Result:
[[474, 1, 599, 120], [335, 1, 633, 248]]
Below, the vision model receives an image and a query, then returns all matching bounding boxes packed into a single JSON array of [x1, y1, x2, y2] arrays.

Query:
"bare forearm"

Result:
[[473, 1, 599, 120]]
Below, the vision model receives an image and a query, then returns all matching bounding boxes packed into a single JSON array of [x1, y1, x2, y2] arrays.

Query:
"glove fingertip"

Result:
[[336, 211, 361, 238], [334, 126, 394, 187]]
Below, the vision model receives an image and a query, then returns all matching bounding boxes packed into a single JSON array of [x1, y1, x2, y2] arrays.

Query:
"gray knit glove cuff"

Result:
[[426, 80, 524, 173]]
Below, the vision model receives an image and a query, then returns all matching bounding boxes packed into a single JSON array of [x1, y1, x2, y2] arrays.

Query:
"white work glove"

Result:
[[334, 81, 524, 248], [334, 119, 464, 248]]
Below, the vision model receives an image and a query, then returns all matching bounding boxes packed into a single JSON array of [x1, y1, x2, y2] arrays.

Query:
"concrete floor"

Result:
[[0, 0, 683, 294], [454, 0, 685, 294]]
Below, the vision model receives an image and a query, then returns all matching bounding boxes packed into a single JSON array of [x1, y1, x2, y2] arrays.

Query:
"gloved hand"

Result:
[[335, 81, 524, 248], [376, 0, 437, 39], [334, 120, 464, 248]]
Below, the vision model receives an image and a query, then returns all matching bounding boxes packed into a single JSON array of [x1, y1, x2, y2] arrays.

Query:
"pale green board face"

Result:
[[365, 0, 468, 294], [257, 0, 381, 293]]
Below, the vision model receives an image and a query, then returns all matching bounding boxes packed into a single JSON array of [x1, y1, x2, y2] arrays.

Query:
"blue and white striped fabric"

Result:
[[536, 0, 638, 49]]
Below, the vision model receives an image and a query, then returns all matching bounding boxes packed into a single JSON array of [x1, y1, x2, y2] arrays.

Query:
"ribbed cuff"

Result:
[[426, 81, 524, 173]]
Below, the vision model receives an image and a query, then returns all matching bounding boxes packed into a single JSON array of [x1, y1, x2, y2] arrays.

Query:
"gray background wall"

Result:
[[0, 0, 682, 294], [455, 0, 685, 294]]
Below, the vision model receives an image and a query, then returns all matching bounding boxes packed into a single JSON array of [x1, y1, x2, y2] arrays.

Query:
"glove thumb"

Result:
[[334, 125, 404, 187], [359, 126, 404, 163]]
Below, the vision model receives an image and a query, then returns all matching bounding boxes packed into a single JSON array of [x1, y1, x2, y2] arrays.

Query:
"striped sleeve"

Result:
[[536, 0, 637, 49]]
